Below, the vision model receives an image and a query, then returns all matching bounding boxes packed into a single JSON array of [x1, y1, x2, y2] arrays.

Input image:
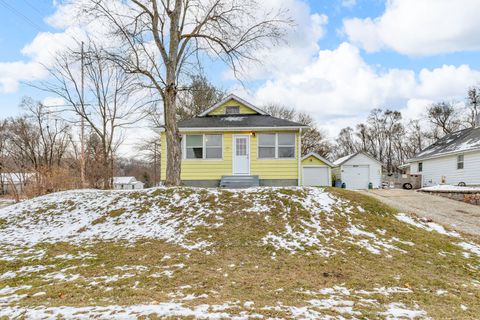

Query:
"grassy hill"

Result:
[[0, 187, 479, 319]]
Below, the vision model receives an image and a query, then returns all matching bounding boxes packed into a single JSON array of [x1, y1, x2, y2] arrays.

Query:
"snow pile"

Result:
[[421, 185, 480, 192]]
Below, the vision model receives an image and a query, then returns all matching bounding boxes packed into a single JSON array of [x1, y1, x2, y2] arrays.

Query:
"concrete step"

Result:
[[220, 175, 260, 188]]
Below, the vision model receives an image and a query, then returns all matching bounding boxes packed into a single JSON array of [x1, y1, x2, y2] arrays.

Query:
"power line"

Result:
[[21, 0, 44, 18], [0, 0, 43, 32]]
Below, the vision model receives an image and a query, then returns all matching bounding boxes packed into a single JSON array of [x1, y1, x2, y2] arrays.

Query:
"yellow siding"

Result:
[[160, 131, 299, 181], [301, 155, 327, 166], [208, 99, 258, 116]]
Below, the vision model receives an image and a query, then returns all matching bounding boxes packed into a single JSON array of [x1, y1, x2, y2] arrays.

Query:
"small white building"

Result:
[[113, 176, 145, 190], [332, 152, 382, 190], [407, 126, 480, 187]]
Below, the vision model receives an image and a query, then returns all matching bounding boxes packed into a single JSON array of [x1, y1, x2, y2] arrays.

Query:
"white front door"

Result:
[[233, 135, 250, 175]]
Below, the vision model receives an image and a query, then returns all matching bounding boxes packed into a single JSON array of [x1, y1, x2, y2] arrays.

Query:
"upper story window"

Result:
[[185, 134, 222, 159], [457, 155, 464, 170], [225, 106, 240, 114], [418, 162, 423, 172], [258, 133, 295, 159]]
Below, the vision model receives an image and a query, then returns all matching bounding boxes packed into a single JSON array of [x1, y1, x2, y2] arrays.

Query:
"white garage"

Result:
[[332, 152, 382, 190], [301, 153, 334, 186]]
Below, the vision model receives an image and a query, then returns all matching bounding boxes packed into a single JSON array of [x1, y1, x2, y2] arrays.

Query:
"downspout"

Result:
[[298, 128, 302, 186]]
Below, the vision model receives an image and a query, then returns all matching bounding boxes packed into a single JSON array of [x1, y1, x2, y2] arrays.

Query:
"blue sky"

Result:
[[1, 0, 480, 138]]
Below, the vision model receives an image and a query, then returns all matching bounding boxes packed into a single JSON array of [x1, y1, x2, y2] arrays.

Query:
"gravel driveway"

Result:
[[358, 189, 480, 237]]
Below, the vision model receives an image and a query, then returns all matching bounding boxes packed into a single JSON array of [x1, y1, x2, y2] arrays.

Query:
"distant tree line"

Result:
[[333, 86, 480, 172]]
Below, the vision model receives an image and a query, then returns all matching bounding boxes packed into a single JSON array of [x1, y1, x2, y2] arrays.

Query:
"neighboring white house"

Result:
[[332, 152, 382, 190], [407, 126, 480, 187], [113, 177, 145, 190]]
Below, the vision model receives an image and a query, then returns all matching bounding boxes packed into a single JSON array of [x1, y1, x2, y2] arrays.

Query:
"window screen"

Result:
[[258, 134, 276, 158]]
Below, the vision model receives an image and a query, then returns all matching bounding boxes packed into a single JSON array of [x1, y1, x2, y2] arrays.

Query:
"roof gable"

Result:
[[301, 152, 334, 167], [199, 94, 267, 117], [333, 151, 382, 166]]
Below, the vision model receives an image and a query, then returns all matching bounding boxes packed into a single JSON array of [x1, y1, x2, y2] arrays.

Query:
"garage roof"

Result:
[[302, 152, 334, 167], [333, 151, 382, 166]]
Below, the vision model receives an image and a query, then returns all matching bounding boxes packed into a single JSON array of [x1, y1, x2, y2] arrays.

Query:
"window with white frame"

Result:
[[258, 134, 276, 158], [225, 106, 240, 114], [418, 162, 423, 172], [258, 133, 295, 159], [457, 155, 464, 170], [185, 135, 203, 159], [205, 135, 222, 159], [185, 134, 222, 159], [278, 133, 295, 158]]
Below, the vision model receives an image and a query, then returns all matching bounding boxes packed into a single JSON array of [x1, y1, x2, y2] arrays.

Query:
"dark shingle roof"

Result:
[[177, 114, 307, 129], [411, 127, 480, 161]]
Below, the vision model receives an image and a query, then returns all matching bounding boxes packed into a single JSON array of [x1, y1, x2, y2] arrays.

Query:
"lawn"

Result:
[[0, 187, 479, 319]]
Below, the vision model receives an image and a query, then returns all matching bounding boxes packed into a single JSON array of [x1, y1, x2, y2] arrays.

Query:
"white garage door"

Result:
[[342, 165, 369, 189], [302, 167, 329, 186]]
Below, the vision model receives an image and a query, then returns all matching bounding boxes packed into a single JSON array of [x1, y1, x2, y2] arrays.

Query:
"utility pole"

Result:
[[80, 41, 86, 188]]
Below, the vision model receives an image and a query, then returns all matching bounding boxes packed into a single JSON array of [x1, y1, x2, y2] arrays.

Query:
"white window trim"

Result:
[[183, 134, 223, 160], [257, 133, 296, 160], [225, 106, 240, 114], [457, 155, 464, 170]]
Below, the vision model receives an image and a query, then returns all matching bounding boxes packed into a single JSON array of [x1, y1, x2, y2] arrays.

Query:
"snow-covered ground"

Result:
[[0, 187, 413, 258], [421, 185, 480, 192], [0, 187, 478, 319]]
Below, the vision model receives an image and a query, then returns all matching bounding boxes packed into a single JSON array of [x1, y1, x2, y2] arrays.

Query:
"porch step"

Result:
[[219, 176, 260, 188]]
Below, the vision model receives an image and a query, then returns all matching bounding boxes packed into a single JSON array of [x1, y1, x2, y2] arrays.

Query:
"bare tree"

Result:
[[335, 127, 358, 158], [81, 0, 292, 185], [427, 101, 462, 136], [36, 43, 145, 188], [2, 99, 74, 196], [467, 86, 480, 127], [262, 104, 332, 157], [177, 75, 226, 120]]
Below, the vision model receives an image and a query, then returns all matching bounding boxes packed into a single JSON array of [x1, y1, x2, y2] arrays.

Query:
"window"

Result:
[[278, 133, 295, 158], [457, 155, 464, 170], [205, 134, 222, 159], [418, 162, 423, 172], [185, 134, 222, 159], [186, 135, 203, 159], [258, 133, 295, 159], [258, 134, 276, 158], [225, 106, 240, 114]]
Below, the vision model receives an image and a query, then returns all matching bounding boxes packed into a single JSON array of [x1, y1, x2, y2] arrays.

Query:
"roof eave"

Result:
[[408, 147, 480, 162], [177, 126, 307, 131]]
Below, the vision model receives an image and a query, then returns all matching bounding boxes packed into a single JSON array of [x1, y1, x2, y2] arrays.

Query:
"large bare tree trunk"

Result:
[[164, 87, 182, 186]]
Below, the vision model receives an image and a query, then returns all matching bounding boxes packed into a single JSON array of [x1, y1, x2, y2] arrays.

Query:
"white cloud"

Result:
[[341, 0, 357, 9], [42, 96, 65, 107], [242, 42, 480, 137], [0, 27, 87, 93], [343, 0, 480, 56]]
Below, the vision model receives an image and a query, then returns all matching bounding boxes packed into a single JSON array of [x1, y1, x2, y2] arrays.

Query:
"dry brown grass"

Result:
[[0, 187, 479, 319]]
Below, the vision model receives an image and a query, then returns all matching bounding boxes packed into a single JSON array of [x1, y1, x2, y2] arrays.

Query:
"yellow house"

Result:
[[160, 94, 313, 187]]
